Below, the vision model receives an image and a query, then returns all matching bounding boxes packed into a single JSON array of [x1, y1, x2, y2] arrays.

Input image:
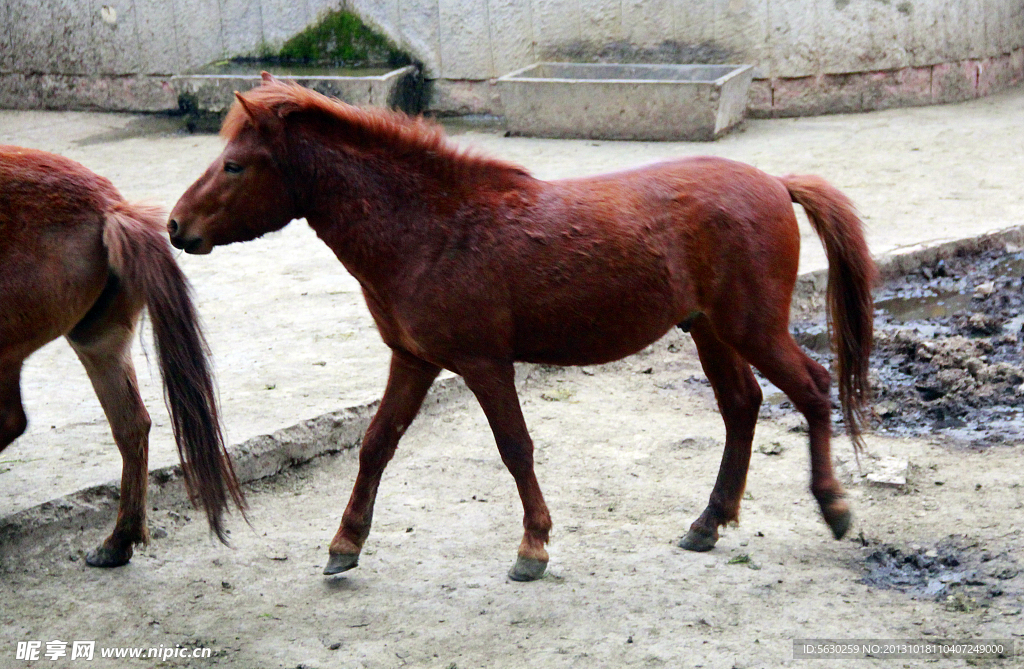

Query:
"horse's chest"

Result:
[[359, 287, 434, 359]]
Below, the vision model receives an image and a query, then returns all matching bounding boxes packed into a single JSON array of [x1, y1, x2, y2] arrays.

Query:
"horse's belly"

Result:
[[512, 307, 680, 366]]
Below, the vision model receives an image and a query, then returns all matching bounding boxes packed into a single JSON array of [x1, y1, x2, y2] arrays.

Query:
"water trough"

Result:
[[172, 63, 423, 129], [496, 62, 754, 141]]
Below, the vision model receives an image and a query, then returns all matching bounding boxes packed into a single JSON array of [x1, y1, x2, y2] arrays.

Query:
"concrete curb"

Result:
[[3, 225, 1022, 548], [0, 365, 545, 551], [0, 373, 469, 551]]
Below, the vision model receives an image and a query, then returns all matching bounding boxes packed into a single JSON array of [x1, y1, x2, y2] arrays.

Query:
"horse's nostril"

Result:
[[167, 219, 179, 235]]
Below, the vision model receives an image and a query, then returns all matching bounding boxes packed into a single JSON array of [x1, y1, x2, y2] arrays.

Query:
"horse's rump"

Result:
[[1, 146, 243, 563]]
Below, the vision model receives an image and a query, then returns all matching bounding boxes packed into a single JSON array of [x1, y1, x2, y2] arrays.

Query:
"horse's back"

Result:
[[544, 155, 798, 263]]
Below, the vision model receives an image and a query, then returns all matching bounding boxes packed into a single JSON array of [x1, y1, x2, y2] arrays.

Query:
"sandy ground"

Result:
[[2, 343, 1022, 668], [1, 85, 1024, 667]]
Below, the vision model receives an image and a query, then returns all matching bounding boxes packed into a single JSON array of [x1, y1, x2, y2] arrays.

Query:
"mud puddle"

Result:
[[856, 534, 1020, 607], [777, 246, 1024, 446]]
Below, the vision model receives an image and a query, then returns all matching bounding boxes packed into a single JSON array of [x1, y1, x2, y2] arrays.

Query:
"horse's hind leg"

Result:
[[737, 330, 851, 541], [325, 349, 441, 575], [67, 283, 151, 567], [0, 363, 28, 452], [679, 316, 763, 551]]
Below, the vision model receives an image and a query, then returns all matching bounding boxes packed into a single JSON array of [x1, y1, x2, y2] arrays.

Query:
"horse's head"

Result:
[[169, 76, 300, 254]]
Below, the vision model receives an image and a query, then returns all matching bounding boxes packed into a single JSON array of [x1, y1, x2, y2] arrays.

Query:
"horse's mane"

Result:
[[222, 80, 531, 188]]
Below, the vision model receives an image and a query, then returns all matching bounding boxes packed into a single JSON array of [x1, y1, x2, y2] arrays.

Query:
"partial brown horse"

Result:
[[0, 146, 244, 567], [169, 74, 875, 581]]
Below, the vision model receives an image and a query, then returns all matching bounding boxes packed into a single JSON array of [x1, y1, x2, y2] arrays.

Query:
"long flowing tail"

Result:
[[781, 175, 876, 452], [102, 201, 245, 542]]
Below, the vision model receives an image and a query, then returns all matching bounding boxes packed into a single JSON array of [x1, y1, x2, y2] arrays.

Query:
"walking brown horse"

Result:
[[1, 146, 244, 567], [169, 74, 875, 581]]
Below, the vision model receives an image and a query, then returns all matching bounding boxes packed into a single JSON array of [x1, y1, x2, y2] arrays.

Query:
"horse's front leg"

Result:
[[460, 360, 552, 581], [324, 349, 440, 575]]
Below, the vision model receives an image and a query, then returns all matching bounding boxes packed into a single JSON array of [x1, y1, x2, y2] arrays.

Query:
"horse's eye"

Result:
[[224, 162, 244, 174]]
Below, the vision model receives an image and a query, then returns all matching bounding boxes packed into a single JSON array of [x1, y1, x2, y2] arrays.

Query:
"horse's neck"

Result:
[[302, 163, 436, 289], [295, 134, 527, 291]]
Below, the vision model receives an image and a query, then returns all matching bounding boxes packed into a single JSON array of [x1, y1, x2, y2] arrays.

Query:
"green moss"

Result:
[[278, 9, 411, 67]]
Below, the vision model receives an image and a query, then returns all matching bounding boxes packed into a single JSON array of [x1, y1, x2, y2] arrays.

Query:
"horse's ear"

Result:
[[260, 71, 278, 86], [233, 91, 283, 137], [233, 92, 260, 124]]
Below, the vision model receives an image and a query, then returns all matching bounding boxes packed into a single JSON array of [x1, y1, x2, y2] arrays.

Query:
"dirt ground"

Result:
[[2, 86, 1024, 667], [2, 342, 1022, 668]]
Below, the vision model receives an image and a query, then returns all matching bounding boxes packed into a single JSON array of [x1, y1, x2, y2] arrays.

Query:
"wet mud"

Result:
[[857, 534, 1020, 607], [783, 246, 1024, 446]]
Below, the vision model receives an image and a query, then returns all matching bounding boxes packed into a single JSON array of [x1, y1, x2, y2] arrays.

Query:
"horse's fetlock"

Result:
[[811, 481, 846, 506], [329, 534, 363, 556]]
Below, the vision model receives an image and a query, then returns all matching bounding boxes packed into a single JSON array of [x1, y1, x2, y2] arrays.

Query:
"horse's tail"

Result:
[[102, 201, 245, 543], [780, 174, 876, 452]]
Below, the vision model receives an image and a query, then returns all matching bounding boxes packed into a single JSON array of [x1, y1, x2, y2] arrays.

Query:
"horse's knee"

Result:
[[719, 377, 762, 431], [495, 436, 535, 473]]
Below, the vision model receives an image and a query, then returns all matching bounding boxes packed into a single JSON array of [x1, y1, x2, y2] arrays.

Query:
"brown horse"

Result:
[[169, 74, 875, 581], [0, 146, 244, 567]]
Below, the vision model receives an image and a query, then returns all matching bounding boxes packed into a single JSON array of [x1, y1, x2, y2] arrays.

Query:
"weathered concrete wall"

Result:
[[1, 0, 1022, 115], [0, 0, 344, 110], [1, 0, 343, 74], [355, 0, 1024, 115]]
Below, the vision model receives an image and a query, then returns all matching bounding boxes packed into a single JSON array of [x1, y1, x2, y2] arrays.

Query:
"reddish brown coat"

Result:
[[170, 75, 875, 580]]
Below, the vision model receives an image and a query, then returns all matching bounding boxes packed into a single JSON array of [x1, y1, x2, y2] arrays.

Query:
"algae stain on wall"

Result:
[[276, 8, 412, 67]]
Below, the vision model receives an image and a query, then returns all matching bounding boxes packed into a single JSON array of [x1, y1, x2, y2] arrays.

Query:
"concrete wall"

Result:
[[0, 0, 344, 110], [360, 0, 1024, 80], [1, 0, 1023, 115], [356, 0, 1024, 115], [1, 0, 343, 75]]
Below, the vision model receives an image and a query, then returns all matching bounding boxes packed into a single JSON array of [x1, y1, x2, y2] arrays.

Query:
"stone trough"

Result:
[[497, 62, 754, 141], [172, 64, 423, 128]]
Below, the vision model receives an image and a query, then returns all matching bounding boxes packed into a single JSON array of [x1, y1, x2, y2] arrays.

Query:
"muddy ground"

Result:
[[869, 248, 1024, 446], [784, 246, 1024, 446], [2, 88, 1024, 667]]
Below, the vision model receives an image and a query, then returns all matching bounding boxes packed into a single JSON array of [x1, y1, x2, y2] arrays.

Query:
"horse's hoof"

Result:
[[323, 552, 359, 575], [508, 556, 547, 581], [678, 527, 717, 552], [824, 507, 853, 540], [85, 544, 132, 568]]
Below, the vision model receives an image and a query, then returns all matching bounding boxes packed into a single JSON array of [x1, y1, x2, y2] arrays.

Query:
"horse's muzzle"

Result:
[[167, 219, 206, 254], [169, 233, 206, 254]]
